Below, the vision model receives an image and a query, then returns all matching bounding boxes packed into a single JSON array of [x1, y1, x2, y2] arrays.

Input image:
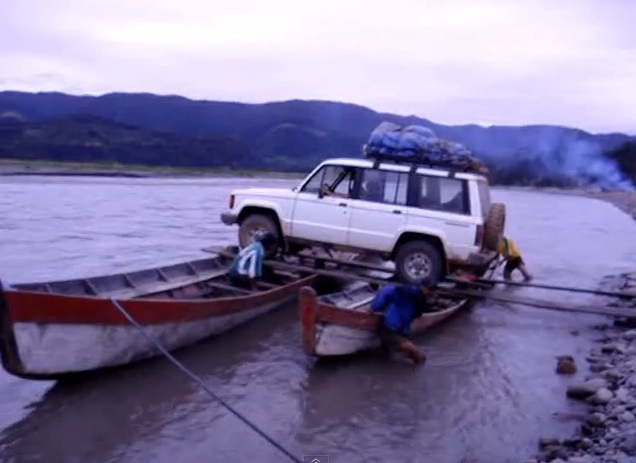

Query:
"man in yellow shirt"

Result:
[[497, 236, 533, 282]]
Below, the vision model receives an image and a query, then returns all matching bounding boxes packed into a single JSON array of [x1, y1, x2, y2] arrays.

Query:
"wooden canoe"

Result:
[[0, 252, 334, 380], [299, 281, 471, 357]]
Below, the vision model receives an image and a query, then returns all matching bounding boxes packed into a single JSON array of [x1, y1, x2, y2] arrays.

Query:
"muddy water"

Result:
[[0, 176, 634, 463]]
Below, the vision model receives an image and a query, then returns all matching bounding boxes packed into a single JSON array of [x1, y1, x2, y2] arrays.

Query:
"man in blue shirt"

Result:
[[229, 232, 277, 290], [368, 277, 438, 365]]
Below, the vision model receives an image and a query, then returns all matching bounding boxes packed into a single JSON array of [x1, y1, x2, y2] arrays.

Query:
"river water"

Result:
[[0, 175, 634, 463]]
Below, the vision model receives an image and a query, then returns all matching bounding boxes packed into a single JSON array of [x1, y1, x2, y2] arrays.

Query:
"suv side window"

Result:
[[358, 169, 408, 205], [300, 165, 355, 196], [417, 175, 469, 215], [477, 180, 491, 217]]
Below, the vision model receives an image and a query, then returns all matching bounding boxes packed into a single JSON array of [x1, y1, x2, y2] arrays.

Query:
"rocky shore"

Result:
[[523, 272, 636, 463]]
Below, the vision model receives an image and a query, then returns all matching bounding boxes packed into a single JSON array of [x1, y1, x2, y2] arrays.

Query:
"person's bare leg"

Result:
[[519, 264, 533, 281], [397, 340, 427, 365], [503, 266, 513, 281]]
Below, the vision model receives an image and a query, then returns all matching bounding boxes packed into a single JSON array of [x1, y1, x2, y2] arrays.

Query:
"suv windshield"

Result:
[[300, 165, 354, 195]]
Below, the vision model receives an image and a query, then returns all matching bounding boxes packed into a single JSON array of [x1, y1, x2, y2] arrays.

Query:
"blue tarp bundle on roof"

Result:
[[364, 122, 488, 173]]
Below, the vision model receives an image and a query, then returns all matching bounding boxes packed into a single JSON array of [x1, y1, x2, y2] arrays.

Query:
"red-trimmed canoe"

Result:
[[0, 254, 334, 380], [299, 281, 471, 357]]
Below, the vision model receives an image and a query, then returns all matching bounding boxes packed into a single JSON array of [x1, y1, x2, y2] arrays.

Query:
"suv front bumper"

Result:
[[220, 212, 238, 226]]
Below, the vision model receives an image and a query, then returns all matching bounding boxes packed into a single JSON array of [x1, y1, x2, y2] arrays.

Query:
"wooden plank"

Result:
[[156, 269, 169, 282], [473, 277, 636, 299], [82, 279, 100, 296], [264, 259, 459, 290], [260, 260, 389, 285], [444, 276, 494, 290], [440, 287, 636, 318], [294, 254, 395, 274], [123, 274, 137, 288], [255, 281, 278, 290], [186, 262, 199, 276], [272, 270, 301, 279], [211, 246, 395, 276], [204, 282, 254, 295]]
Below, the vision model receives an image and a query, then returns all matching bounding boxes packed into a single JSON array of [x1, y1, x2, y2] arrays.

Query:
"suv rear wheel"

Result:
[[394, 241, 443, 284], [238, 214, 280, 249]]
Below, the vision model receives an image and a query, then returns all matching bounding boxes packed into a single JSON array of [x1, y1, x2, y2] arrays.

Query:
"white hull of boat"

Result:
[[314, 324, 381, 356], [13, 298, 286, 375]]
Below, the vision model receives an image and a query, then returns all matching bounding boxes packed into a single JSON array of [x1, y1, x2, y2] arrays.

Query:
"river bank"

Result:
[[0, 159, 304, 179], [502, 186, 636, 221], [524, 272, 636, 463]]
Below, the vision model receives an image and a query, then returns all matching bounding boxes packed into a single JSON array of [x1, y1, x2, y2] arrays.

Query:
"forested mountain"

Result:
[[0, 91, 634, 189]]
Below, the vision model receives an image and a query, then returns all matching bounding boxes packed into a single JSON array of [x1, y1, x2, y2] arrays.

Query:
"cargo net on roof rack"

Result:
[[363, 121, 489, 174]]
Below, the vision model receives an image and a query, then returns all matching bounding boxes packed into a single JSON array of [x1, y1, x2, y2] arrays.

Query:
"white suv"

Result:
[[220, 157, 505, 284]]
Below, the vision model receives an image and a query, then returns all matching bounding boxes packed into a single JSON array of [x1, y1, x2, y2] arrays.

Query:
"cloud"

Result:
[[1, 0, 635, 133]]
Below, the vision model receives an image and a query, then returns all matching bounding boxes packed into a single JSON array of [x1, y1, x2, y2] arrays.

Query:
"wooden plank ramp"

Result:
[[201, 246, 395, 276], [202, 245, 636, 318], [443, 287, 636, 318]]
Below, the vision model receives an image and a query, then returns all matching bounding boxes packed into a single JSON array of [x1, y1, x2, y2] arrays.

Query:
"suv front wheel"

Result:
[[394, 241, 443, 285], [238, 213, 280, 249]]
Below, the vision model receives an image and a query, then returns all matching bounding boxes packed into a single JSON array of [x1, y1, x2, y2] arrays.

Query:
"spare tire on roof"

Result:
[[482, 202, 506, 251]]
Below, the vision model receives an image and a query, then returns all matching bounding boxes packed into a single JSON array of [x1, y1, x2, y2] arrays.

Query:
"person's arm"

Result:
[[320, 184, 348, 199], [369, 286, 393, 313]]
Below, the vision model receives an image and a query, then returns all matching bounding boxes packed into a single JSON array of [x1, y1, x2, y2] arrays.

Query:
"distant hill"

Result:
[[0, 91, 634, 189], [0, 114, 250, 169]]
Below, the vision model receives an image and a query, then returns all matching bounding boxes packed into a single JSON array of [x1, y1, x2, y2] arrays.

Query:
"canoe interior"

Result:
[[9, 254, 322, 300], [318, 281, 466, 313]]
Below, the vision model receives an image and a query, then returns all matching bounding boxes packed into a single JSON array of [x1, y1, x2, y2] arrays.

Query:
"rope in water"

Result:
[[109, 298, 303, 463]]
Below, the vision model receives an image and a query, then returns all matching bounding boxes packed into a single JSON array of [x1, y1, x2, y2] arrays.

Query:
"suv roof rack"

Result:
[[368, 153, 485, 178]]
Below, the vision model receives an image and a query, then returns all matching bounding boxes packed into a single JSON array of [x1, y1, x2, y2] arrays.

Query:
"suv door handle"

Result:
[[392, 210, 402, 214], [338, 202, 347, 207]]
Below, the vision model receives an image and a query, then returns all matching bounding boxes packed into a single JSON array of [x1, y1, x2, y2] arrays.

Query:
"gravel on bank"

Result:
[[522, 272, 636, 463]]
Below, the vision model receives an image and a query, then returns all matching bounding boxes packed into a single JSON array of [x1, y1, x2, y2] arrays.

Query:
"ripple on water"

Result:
[[0, 176, 634, 463]]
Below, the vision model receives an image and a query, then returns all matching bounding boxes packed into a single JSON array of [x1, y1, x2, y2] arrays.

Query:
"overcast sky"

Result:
[[2, 0, 635, 134]]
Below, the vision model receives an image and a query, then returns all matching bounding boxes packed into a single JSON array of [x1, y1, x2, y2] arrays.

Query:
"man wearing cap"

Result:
[[368, 278, 438, 365], [229, 232, 277, 290]]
